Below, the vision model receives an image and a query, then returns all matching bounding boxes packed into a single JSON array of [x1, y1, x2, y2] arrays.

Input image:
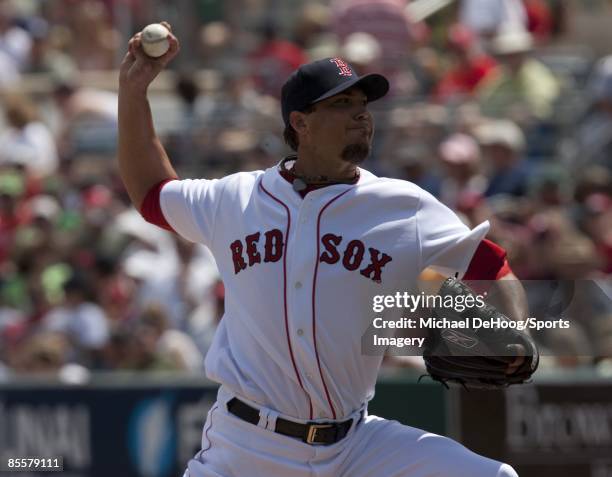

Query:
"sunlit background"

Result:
[[0, 1, 611, 476]]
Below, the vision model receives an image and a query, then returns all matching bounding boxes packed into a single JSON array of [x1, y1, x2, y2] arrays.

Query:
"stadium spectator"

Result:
[[576, 55, 612, 170], [437, 133, 487, 210], [0, 0, 610, 376], [22, 16, 77, 77], [64, 0, 120, 71], [0, 94, 58, 178], [389, 143, 441, 197], [477, 29, 560, 122], [434, 24, 497, 102], [341, 32, 383, 76], [248, 20, 308, 97], [91, 253, 137, 323], [52, 78, 119, 157], [331, 0, 414, 59], [10, 331, 70, 374], [459, 0, 527, 41], [293, 2, 333, 53], [578, 192, 612, 274], [99, 327, 133, 370], [0, 0, 32, 72], [331, 0, 423, 92], [523, 0, 553, 41], [121, 306, 200, 372], [139, 305, 204, 372], [473, 119, 530, 198], [41, 273, 110, 365]]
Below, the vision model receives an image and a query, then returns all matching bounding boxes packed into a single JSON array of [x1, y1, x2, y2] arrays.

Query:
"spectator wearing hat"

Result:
[[437, 133, 488, 210], [0, 1, 31, 72], [340, 31, 421, 98], [477, 29, 560, 122], [10, 332, 70, 374], [331, 0, 414, 64], [434, 23, 498, 102], [459, 0, 527, 41], [474, 119, 530, 198], [331, 0, 423, 94], [0, 95, 58, 179], [41, 273, 110, 366], [576, 55, 612, 170], [138, 305, 204, 372], [293, 3, 333, 55], [249, 20, 308, 98], [52, 77, 119, 157], [389, 143, 441, 197], [341, 32, 383, 76], [22, 17, 77, 77], [65, 0, 120, 71]]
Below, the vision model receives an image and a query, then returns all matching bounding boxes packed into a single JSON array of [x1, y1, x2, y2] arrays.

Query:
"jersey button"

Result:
[[295, 281, 302, 289], [297, 329, 304, 336]]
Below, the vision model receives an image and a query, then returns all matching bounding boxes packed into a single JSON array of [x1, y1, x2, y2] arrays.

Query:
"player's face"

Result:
[[303, 87, 374, 164]]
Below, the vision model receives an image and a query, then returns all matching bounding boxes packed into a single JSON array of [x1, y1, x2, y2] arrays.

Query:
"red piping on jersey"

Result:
[[259, 180, 314, 419], [312, 188, 352, 420], [198, 404, 218, 460]]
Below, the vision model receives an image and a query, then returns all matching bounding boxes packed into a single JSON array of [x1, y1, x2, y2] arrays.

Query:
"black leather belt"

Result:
[[227, 397, 360, 445]]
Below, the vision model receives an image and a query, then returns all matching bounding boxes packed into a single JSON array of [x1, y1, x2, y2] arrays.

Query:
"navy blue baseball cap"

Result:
[[281, 57, 389, 126]]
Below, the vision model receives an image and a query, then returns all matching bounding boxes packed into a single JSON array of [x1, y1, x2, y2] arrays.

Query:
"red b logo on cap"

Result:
[[330, 58, 353, 77]]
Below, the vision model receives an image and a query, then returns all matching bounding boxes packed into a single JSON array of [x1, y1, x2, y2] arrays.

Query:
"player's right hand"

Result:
[[119, 21, 180, 94]]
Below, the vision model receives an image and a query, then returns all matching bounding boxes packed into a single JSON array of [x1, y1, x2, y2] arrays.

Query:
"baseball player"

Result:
[[118, 23, 528, 477]]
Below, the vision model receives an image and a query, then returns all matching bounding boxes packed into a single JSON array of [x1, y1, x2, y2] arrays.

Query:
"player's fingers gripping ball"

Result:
[[141, 23, 170, 58], [422, 277, 539, 390]]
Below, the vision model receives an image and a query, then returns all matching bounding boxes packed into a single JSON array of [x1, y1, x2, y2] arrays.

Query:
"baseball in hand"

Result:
[[141, 23, 170, 58]]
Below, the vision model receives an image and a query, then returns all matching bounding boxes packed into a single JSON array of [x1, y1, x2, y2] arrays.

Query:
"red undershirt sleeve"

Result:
[[139, 178, 178, 232], [463, 238, 513, 281]]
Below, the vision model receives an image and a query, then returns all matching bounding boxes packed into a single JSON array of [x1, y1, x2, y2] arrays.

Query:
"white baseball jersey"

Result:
[[160, 164, 489, 421]]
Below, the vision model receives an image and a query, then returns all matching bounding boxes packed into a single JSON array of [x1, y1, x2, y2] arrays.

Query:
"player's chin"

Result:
[[341, 142, 371, 165]]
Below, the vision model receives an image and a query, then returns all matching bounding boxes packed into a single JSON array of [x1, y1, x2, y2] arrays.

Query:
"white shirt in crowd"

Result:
[[459, 0, 527, 36]]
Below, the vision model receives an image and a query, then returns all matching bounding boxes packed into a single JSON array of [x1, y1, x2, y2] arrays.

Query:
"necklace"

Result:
[[279, 155, 360, 192]]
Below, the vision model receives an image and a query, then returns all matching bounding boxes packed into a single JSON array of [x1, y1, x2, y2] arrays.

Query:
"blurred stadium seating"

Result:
[[0, 1, 611, 475]]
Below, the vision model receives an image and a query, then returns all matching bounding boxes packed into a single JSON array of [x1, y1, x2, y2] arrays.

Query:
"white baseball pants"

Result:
[[183, 387, 517, 477]]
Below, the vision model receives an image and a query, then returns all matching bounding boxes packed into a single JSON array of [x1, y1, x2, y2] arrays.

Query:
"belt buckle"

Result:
[[305, 423, 334, 445]]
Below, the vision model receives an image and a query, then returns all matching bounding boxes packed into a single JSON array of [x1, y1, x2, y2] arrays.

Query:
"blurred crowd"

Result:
[[0, 0, 611, 379]]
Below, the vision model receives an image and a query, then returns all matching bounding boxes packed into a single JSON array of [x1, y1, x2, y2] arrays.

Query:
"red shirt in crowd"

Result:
[[249, 40, 308, 97], [435, 54, 497, 101], [524, 0, 553, 41]]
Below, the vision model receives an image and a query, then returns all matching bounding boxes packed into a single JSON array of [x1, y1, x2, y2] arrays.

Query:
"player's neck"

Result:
[[293, 151, 358, 182]]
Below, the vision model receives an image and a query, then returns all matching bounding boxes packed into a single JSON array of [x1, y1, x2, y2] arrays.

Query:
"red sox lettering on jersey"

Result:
[[230, 229, 284, 272], [158, 167, 491, 422], [127, 52, 520, 476], [230, 229, 393, 282], [152, 134, 516, 477]]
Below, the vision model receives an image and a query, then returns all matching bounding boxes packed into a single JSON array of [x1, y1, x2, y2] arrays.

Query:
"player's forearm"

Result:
[[493, 273, 529, 325], [117, 88, 178, 209]]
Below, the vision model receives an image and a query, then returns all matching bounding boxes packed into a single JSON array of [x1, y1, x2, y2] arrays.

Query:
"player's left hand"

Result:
[[505, 344, 526, 375], [422, 278, 539, 390]]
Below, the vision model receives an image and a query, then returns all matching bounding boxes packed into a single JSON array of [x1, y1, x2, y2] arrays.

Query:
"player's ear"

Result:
[[289, 111, 308, 135]]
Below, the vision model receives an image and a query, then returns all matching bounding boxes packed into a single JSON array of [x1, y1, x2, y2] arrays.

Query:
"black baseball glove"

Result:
[[422, 277, 539, 390]]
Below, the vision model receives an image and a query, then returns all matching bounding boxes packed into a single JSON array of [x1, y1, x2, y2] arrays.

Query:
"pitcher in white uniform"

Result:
[[118, 22, 524, 477]]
